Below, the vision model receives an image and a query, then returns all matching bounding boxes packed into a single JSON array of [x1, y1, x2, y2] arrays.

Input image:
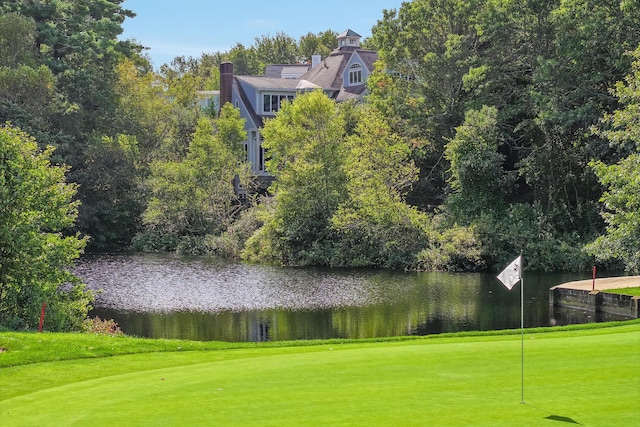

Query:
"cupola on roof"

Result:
[[337, 29, 361, 48]]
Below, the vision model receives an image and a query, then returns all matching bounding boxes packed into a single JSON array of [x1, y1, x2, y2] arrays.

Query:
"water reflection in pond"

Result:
[[75, 253, 630, 342]]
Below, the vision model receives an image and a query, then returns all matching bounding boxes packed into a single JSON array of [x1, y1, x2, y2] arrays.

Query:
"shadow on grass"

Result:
[[545, 414, 581, 424], [526, 404, 582, 425]]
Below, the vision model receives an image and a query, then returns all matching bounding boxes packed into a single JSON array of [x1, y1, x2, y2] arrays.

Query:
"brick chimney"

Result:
[[219, 62, 233, 114]]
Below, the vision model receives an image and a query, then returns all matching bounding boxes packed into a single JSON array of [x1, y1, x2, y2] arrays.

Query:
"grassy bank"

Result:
[[1, 321, 639, 426], [607, 286, 640, 296]]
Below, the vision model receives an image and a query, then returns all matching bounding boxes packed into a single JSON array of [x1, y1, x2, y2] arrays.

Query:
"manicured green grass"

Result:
[[1, 321, 639, 426], [607, 286, 640, 296]]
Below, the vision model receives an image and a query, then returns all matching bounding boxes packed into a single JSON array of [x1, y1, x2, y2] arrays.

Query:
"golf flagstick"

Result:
[[520, 275, 524, 404], [497, 255, 524, 404]]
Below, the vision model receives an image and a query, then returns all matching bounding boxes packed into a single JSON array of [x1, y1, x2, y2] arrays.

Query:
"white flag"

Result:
[[497, 256, 522, 290]]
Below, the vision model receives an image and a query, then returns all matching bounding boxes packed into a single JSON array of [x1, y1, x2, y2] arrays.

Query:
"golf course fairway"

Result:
[[1, 322, 639, 426]]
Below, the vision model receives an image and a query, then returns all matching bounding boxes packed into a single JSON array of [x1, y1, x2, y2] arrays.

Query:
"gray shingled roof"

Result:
[[337, 29, 361, 38], [236, 76, 301, 90], [336, 85, 367, 102], [264, 64, 312, 79], [357, 50, 379, 73], [233, 29, 378, 106], [298, 53, 349, 90], [298, 48, 378, 99]]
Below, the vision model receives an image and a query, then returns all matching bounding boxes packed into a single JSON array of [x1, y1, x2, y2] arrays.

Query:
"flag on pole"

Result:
[[497, 255, 526, 404], [497, 255, 522, 290]]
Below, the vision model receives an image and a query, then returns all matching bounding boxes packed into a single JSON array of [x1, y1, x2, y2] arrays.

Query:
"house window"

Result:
[[263, 94, 295, 114], [259, 136, 268, 172], [349, 63, 362, 84]]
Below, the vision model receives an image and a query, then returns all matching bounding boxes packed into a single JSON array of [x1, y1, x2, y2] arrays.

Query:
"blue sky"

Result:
[[120, 0, 405, 67]]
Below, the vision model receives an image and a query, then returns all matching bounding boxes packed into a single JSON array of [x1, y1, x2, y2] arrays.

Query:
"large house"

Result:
[[219, 29, 378, 180]]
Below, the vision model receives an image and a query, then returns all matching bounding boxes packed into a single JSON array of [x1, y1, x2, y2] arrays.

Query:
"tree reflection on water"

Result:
[[77, 253, 630, 341]]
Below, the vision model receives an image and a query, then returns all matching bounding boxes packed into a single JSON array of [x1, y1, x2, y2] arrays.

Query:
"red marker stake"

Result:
[[592, 265, 596, 291], [38, 303, 47, 332]]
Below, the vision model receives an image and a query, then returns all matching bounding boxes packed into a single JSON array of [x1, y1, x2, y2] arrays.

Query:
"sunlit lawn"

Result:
[[1, 322, 639, 426], [607, 286, 640, 296]]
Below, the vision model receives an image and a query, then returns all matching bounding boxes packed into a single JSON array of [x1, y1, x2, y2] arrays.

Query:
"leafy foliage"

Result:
[[73, 136, 143, 252], [0, 12, 37, 68], [444, 106, 510, 223], [416, 221, 485, 272], [369, 0, 482, 210], [0, 125, 91, 330], [587, 47, 640, 272], [331, 105, 430, 269], [368, 0, 640, 271], [82, 316, 123, 335], [1, 2, 639, 278], [587, 156, 640, 272], [140, 105, 249, 250], [245, 91, 348, 264], [298, 30, 338, 63], [253, 32, 298, 71], [245, 93, 481, 270], [205, 203, 264, 259]]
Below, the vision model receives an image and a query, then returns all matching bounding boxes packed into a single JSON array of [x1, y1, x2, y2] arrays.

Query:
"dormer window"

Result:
[[349, 63, 362, 84], [263, 93, 294, 114]]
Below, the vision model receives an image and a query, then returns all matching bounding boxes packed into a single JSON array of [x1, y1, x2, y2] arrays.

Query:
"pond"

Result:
[[74, 253, 630, 342]]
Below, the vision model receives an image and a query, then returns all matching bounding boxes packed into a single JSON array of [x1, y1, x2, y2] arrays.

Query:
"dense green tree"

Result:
[[0, 0, 141, 136], [244, 91, 348, 264], [587, 155, 640, 272], [520, 0, 640, 229], [253, 32, 299, 70], [113, 59, 173, 162], [592, 46, 640, 158], [160, 55, 219, 90], [3, 1, 639, 272], [0, 65, 63, 132], [225, 43, 261, 76], [368, 0, 482, 210], [116, 58, 202, 164], [298, 30, 338, 63], [0, 12, 37, 67], [194, 52, 223, 90], [73, 136, 143, 252], [587, 47, 640, 272], [1, 1, 147, 252], [0, 124, 90, 330], [444, 105, 511, 223], [140, 105, 249, 251], [331, 106, 429, 268], [0, 12, 66, 138], [65, 58, 167, 251], [245, 96, 483, 270], [473, 0, 554, 119], [367, 0, 640, 270]]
